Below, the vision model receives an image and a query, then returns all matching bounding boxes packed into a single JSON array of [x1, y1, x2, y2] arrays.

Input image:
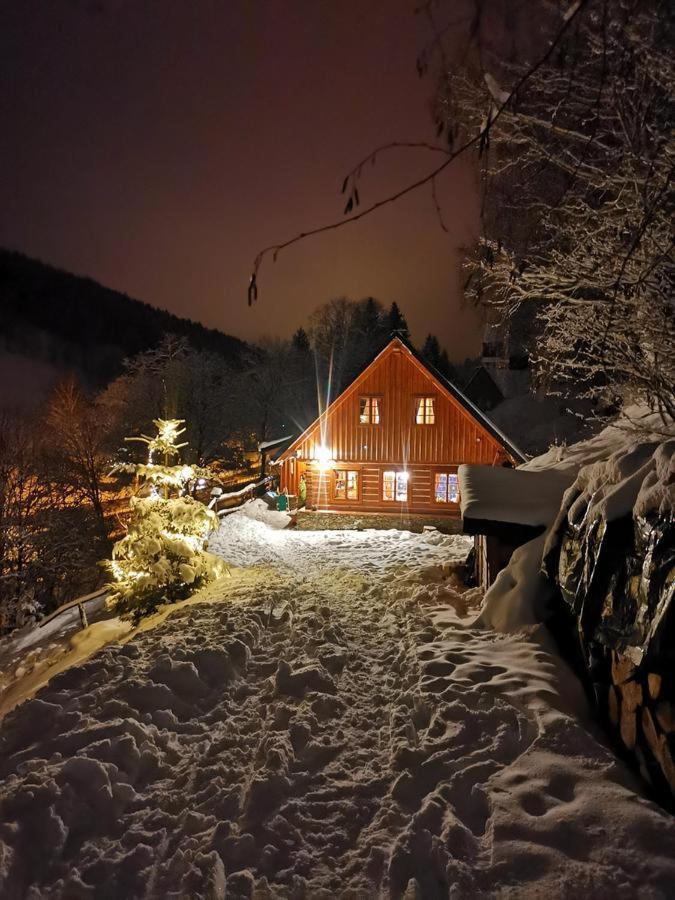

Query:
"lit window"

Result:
[[434, 472, 459, 503], [415, 396, 435, 424], [334, 469, 359, 500], [359, 396, 380, 424], [383, 470, 408, 502]]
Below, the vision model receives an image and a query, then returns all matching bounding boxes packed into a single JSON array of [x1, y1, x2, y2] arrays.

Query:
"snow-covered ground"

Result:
[[209, 500, 473, 575], [0, 481, 674, 897]]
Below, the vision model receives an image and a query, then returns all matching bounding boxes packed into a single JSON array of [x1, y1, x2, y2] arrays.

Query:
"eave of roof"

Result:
[[461, 516, 546, 542], [398, 338, 526, 462]]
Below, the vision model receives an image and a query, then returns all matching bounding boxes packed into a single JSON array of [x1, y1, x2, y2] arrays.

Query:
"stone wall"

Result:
[[295, 510, 462, 535]]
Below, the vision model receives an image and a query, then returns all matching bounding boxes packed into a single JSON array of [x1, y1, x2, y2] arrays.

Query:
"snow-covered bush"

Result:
[[104, 419, 226, 622]]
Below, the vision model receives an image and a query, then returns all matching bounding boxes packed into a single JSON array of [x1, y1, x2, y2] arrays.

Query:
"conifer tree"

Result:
[[437, 349, 456, 381], [291, 327, 311, 355], [422, 334, 442, 369], [386, 302, 409, 339], [105, 419, 226, 622]]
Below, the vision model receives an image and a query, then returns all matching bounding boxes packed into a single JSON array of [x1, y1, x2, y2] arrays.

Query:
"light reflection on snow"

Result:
[[208, 500, 472, 578]]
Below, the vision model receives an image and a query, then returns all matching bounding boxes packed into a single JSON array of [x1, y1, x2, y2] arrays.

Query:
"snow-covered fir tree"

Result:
[[105, 418, 226, 621]]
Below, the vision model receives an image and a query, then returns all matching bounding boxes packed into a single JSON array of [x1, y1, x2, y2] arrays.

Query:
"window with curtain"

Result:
[[359, 396, 380, 424], [434, 472, 459, 503], [415, 396, 435, 424], [383, 471, 408, 502], [334, 470, 359, 500]]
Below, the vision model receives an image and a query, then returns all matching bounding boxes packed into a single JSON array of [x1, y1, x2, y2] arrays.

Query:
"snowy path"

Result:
[[0, 510, 674, 897]]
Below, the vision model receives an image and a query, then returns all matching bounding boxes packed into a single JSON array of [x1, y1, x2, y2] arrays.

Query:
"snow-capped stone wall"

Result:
[[543, 439, 674, 806]]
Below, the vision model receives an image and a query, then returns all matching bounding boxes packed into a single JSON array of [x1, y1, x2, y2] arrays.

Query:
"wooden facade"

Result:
[[276, 338, 523, 516]]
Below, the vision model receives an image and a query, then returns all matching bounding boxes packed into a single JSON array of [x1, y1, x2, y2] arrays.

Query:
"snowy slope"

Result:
[[0, 496, 674, 898]]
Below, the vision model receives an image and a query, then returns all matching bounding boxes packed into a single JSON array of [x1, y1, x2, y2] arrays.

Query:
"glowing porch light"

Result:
[[313, 444, 334, 471]]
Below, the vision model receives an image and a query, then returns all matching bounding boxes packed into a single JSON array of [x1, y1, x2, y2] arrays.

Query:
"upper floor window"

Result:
[[415, 396, 436, 425], [435, 472, 459, 503], [359, 396, 380, 425], [334, 469, 359, 500]]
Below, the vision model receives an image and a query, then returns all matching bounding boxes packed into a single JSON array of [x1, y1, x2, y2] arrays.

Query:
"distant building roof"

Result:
[[463, 366, 504, 412]]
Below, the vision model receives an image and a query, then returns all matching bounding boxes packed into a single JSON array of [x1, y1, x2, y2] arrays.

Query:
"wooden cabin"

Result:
[[275, 338, 524, 516]]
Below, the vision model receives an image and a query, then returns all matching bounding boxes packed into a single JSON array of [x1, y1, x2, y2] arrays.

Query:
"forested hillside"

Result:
[[0, 249, 248, 385]]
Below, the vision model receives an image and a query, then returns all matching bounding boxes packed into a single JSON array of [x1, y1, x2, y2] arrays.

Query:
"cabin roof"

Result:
[[278, 336, 527, 464]]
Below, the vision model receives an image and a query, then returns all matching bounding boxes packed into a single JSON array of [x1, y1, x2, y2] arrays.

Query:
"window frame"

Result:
[[433, 471, 460, 504], [358, 394, 382, 426], [332, 468, 360, 502], [414, 394, 436, 425], [382, 470, 409, 503]]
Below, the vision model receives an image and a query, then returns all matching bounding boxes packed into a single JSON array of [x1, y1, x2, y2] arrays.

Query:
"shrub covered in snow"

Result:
[[104, 419, 226, 622]]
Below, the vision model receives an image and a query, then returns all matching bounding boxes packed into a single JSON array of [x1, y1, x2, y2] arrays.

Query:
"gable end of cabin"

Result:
[[276, 338, 522, 515]]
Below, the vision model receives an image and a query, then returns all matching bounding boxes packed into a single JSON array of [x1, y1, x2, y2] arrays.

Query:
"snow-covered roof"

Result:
[[458, 464, 574, 531]]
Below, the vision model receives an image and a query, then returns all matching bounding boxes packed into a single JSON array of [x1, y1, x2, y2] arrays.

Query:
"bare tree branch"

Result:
[[248, 0, 590, 303]]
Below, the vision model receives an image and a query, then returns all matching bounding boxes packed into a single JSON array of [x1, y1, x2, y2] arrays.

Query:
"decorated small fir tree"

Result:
[[105, 419, 226, 621]]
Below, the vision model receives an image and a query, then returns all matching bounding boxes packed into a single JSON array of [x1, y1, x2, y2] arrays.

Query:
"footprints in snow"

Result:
[[0, 567, 538, 899], [382, 615, 542, 898]]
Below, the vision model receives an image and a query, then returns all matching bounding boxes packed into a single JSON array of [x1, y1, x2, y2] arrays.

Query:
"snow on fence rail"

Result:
[[210, 475, 274, 516], [37, 587, 108, 632]]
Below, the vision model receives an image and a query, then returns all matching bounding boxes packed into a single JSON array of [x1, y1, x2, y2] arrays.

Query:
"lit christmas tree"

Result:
[[105, 418, 226, 621]]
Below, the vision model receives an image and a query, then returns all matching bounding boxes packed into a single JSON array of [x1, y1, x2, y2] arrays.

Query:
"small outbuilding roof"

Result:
[[463, 366, 504, 412], [458, 464, 573, 537]]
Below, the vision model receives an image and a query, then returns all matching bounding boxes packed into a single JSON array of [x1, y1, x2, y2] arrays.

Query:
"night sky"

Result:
[[0, 0, 482, 359]]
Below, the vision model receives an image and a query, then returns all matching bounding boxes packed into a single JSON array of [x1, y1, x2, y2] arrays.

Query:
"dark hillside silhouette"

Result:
[[0, 249, 249, 385]]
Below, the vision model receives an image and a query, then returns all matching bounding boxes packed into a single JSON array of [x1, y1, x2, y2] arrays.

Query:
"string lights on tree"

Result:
[[104, 418, 227, 622]]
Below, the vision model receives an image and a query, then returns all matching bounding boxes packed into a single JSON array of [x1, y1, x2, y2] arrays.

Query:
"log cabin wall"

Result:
[[278, 339, 516, 516]]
